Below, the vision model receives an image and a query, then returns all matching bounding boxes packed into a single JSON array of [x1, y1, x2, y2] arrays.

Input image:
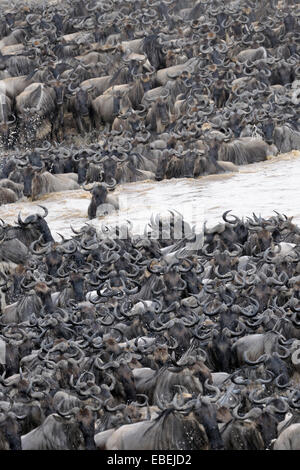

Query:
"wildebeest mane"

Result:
[[7, 56, 35, 77], [142, 407, 207, 450]]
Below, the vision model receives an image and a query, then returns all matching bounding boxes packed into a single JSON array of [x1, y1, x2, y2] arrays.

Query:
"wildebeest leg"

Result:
[[16, 118, 26, 146], [23, 121, 32, 146], [55, 119, 65, 143], [0, 124, 9, 149], [50, 109, 62, 143], [50, 117, 56, 142], [92, 116, 100, 131], [89, 108, 96, 130], [84, 116, 92, 134], [58, 116, 66, 142], [74, 114, 85, 135]]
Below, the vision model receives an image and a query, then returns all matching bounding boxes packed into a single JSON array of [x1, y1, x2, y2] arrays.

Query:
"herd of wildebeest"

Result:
[[0, 0, 299, 451]]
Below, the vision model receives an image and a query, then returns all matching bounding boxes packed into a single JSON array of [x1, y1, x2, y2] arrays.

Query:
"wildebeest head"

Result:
[[156, 98, 169, 124], [264, 352, 290, 388], [76, 407, 98, 450], [69, 271, 86, 302], [31, 169, 49, 201], [116, 363, 137, 403], [183, 151, 198, 178], [1, 158, 17, 179], [86, 179, 117, 220], [273, 62, 294, 86], [163, 270, 187, 305], [155, 150, 170, 181], [71, 87, 91, 116], [22, 166, 35, 198], [100, 155, 121, 183], [255, 408, 281, 449], [173, 392, 224, 450], [77, 158, 88, 185], [261, 119, 275, 144], [194, 396, 224, 450], [28, 151, 43, 169], [18, 205, 54, 243], [234, 222, 249, 245], [56, 403, 98, 450], [52, 80, 66, 106], [208, 328, 233, 372], [87, 184, 108, 220], [40, 244, 63, 276], [142, 34, 166, 70], [34, 281, 55, 314], [0, 96, 15, 146], [73, 149, 92, 183], [0, 411, 24, 450]]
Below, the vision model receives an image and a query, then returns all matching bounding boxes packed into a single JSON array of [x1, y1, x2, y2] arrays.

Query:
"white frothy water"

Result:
[[0, 150, 299, 239]]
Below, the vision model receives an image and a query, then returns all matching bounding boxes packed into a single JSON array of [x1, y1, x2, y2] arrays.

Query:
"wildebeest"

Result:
[[231, 331, 288, 367], [0, 409, 25, 450], [21, 406, 98, 450], [236, 47, 267, 64], [273, 424, 300, 450], [0, 76, 32, 100], [86, 180, 118, 220], [0, 187, 18, 205], [0, 179, 23, 200], [96, 410, 208, 450], [79, 76, 112, 99], [67, 84, 94, 135], [92, 90, 132, 128], [0, 91, 16, 146], [220, 404, 283, 450], [22, 166, 80, 200], [15, 82, 57, 143], [273, 125, 300, 153], [96, 394, 224, 450], [218, 137, 273, 165]]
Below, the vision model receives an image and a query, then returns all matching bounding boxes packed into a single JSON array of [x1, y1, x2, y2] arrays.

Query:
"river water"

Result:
[[0, 150, 299, 240]]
